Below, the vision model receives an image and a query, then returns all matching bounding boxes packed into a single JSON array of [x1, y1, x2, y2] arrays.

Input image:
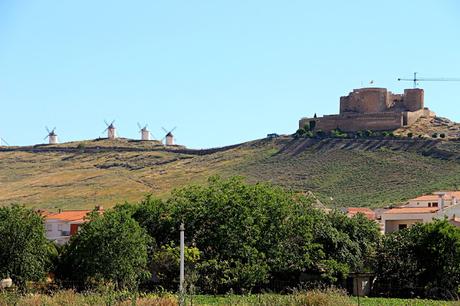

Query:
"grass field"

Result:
[[1, 291, 459, 306], [2, 136, 460, 210]]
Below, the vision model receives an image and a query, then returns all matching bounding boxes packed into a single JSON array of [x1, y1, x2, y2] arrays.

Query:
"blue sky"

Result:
[[0, 1, 459, 148]]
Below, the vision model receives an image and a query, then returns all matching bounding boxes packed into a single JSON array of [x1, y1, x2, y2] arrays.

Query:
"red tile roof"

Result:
[[411, 191, 460, 202], [46, 210, 92, 222], [384, 207, 439, 214], [346, 207, 376, 220]]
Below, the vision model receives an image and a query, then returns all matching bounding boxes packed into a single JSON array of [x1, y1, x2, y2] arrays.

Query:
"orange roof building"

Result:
[[44, 206, 103, 245]]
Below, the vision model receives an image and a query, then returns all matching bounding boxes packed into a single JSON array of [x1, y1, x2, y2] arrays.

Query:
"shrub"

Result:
[[331, 129, 348, 138]]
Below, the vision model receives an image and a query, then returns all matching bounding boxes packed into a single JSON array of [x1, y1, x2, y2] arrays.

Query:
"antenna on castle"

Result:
[[398, 72, 460, 88]]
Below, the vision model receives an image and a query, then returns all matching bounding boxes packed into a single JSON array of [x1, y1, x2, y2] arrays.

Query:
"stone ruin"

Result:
[[299, 87, 435, 132]]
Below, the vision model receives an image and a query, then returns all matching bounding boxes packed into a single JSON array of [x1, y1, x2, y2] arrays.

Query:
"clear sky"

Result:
[[0, 1, 459, 148]]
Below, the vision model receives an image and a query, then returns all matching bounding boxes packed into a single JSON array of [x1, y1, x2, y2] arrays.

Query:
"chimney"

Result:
[[95, 205, 103, 211], [58, 208, 62, 213], [434, 192, 446, 211]]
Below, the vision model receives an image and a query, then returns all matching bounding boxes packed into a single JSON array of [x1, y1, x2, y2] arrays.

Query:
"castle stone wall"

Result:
[[300, 112, 404, 132], [299, 87, 432, 133], [340, 88, 389, 114]]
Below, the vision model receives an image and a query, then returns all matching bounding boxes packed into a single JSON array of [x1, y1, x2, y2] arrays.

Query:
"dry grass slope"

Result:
[[2, 134, 460, 210]]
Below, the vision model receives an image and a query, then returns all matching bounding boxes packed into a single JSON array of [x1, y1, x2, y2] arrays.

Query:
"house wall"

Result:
[[382, 212, 436, 233], [406, 200, 440, 208], [384, 219, 423, 233], [45, 220, 71, 240]]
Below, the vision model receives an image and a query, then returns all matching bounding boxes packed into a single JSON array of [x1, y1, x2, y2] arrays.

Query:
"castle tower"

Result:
[[403, 88, 424, 111]]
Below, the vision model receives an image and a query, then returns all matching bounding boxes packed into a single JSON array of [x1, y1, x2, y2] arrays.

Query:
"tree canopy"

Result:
[[127, 176, 380, 293], [57, 209, 151, 290], [0, 205, 53, 289], [375, 220, 460, 299]]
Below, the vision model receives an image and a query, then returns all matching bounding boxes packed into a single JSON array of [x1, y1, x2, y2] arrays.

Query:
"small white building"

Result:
[[43, 206, 103, 245], [381, 191, 460, 234]]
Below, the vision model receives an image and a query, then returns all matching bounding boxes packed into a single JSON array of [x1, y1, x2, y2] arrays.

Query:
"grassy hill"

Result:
[[2, 132, 460, 210]]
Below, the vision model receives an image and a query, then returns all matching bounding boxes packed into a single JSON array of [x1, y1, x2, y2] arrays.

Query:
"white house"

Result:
[[381, 191, 460, 234], [43, 206, 103, 245]]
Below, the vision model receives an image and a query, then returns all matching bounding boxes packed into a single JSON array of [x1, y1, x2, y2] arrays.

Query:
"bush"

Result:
[[331, 129, 348, 138]]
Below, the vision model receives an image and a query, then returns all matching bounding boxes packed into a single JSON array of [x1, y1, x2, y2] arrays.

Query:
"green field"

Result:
[[2, 136, 460, 209]]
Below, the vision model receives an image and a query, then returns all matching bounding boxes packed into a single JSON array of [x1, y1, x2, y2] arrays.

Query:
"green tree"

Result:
[[375, 220, 460, 299], [58, 209, 151, 290], [132, 177, 320, 293], [0, 205, 53, 290]]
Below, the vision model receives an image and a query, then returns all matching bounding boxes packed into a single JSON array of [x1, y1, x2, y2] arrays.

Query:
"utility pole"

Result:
[[179, 223, 185, 306]]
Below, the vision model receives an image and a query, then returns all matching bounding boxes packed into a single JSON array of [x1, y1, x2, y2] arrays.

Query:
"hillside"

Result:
[[2, 126, 460, 210]]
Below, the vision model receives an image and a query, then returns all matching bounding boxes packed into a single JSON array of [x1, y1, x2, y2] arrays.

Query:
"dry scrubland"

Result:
[[2, 126, 460, 210]]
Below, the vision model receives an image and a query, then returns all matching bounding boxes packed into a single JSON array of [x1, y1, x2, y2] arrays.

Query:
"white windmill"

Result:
[[161, 127, 176, 146], [103, 120, 117, 139], [44, 127, 58, 144], [137, 123, 154, 141]]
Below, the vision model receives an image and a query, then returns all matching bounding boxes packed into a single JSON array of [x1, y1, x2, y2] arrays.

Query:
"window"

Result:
[[428, 203, 432, 207], [432, 202, 438, 207], [46, 224, 52, 232], [398, 224, 408, 230], [57, 224, 63, 231]]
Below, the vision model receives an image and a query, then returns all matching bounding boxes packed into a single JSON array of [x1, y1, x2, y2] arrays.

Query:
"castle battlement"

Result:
[[299, 88, 435, 132]]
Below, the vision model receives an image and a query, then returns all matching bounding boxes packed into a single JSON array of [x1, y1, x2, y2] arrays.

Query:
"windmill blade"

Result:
[[170, 126, 177, 133], [102, 127, 108, 134], [44, 134, 49, 140], [161, 127, 168, 133], [149, 132, 155, 139], [46, 126, 50, 133], [137, 122, 142, 130], [104, 120, 109, 126], [52, 127, 56, 133], [1, 138, 10, 146], [110, 120, 115, 126]]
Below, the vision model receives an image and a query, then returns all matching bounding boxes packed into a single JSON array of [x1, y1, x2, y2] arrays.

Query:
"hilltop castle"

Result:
[[299, 87, 435, 132]]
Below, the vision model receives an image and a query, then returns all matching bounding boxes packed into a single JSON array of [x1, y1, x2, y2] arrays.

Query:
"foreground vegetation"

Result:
[[1, 290, 458, 306], [2, 177, 460, 300]]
